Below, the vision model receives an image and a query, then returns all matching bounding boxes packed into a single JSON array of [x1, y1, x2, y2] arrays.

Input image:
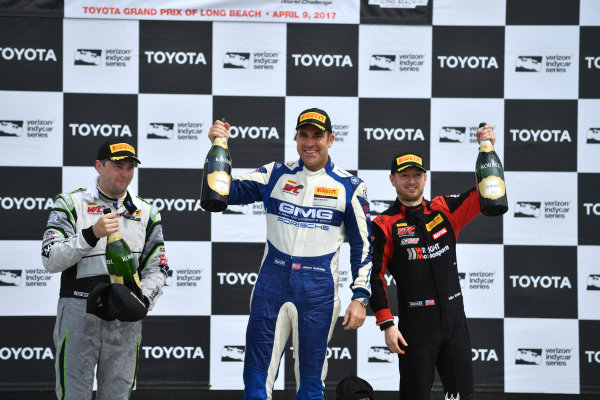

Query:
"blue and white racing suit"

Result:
[[230, 158, 372, 400]]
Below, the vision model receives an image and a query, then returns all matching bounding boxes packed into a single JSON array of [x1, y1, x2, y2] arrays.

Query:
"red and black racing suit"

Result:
[[370, 188, 481, 400]]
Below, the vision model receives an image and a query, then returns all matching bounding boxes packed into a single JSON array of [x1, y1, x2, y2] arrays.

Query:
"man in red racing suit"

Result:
[[370, 125, 497, 400]]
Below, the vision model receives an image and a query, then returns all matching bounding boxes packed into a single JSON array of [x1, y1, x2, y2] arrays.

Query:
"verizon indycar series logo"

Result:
[[147, 122, 203, 140], [0, 120, 23, 136], [515, 348, 542, 365], [515, 56, 543, 72], [368, 346, 395, 363], [587, 275, 600, 290], [515, 347, 573, 367], [223, 51, 280, 70], [369, 53, 425, 72], [223, 52, 250, 69], [74, 49, 102, 66], [587, 128, 600, 143], [461, 271, 496, 290], [0, 270, 22, 286], [221, 345, 245, 361], [514, 202, 541, 218], [514, 201, 571, 219], [75, 48, 133, 67], [222, 203, 266, 216], [515, 54, 573, 73], [369, 200, 394, 216], [438, 125, 484, 144], [0, 120, 54, 138], [172, 268, 203, 288]]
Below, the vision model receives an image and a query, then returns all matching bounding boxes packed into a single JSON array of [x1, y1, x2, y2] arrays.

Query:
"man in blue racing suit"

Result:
[[208, 108, 373, 400]]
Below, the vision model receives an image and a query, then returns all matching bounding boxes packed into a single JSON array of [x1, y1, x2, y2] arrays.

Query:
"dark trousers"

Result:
[[398, 308, 474, 400]]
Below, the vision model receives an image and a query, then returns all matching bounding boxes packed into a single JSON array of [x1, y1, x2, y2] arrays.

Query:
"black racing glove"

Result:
[[87, 283, 149, 322]]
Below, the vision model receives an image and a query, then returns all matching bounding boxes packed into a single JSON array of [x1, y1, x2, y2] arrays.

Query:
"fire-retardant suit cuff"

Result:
[[375, 309, 394, 325], [378, 321, 395, 331], [82, 226, 100, 247]]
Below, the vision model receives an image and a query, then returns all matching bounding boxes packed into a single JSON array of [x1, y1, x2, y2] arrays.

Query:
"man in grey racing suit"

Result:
[[42, 139, 168, 400]]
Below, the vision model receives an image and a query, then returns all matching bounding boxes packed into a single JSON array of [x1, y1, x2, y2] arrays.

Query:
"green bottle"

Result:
[[200, 118, 232, 212], [104, 208, 142, 295], [475, 122, 508, 217]]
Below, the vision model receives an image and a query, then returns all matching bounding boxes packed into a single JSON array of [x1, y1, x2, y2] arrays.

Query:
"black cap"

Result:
[[336, 375, 374, 400], [295, 108, 332, 133], [390, 151, 426, 174], [87, 283, 148, 322], [97, 139, 141, 164]]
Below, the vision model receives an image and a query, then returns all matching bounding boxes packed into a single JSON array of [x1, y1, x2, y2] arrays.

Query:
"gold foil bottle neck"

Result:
[[213, 137, 229, 149], [107, 232, 123, 244], [479, 140, 494, 153]]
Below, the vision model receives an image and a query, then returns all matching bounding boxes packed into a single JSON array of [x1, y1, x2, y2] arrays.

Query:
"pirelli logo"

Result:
[[110, 143, 136, 154], [396, 154, 422, 165], [300, 112, 326, 123], [426, 214, 444, 231], [396, 222, 407, 227], [315, 187, 338, 197]]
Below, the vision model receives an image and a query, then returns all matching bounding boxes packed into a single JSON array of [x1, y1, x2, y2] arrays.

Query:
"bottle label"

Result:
[[478, 176, 506, 199], [207, 171, 231, 196], [479, 141, 493, 153], [213, 137, 229, 149]]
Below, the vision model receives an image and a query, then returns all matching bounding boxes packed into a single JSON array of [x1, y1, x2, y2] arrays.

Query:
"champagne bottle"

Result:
[[200, 118, 232, 212], [475, 122, 508, 217], [103, 208, 142, 295]]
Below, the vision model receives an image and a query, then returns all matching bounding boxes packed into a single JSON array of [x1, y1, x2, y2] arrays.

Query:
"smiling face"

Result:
[[95, 158, 135, 198], [295, 124, 334, 171], [390, 166, 427, 206]]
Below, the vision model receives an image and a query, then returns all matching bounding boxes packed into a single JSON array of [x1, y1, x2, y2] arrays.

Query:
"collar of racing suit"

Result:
[[83, 175, 140, 215], [298, 156, 334, 175]]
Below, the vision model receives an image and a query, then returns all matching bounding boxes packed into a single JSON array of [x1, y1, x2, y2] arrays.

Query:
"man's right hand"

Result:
[[208, 119, 230, 143], [384, 325, 408, 354], [92, 211, 119, 238]]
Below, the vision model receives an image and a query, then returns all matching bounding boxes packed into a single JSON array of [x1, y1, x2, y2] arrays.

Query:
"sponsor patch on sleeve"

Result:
[[432, 227, 447, 240], [426, 214, 444, 231]]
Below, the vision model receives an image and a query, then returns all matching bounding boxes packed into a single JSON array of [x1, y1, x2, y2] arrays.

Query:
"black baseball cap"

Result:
[[97, 139, 141, 164], [295, 108, 333, 133], [336, 375, 374, 400], [87, 283, 148, 322], [390, 151, 426, 174]]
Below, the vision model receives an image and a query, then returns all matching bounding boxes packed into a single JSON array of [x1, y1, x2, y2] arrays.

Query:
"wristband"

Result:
[[379, 321, 395, 331]]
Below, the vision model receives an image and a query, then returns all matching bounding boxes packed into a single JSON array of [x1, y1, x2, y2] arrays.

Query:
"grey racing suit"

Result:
[[42, 177, 168, 400]]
